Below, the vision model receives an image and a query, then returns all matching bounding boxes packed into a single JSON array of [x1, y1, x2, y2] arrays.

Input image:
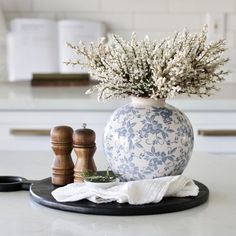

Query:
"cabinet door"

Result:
[[0, 111, 112, 150], [187, 112, 236, 154]]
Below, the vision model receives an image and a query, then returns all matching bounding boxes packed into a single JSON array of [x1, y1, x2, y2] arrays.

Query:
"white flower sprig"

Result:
[[66, 26, 229, 101]]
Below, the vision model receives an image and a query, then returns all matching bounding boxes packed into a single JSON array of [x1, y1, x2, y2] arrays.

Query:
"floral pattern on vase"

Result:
[[104, 98, 194, 181]]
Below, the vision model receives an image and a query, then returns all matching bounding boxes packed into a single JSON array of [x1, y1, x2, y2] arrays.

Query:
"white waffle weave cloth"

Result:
[[52, 175, 199, 205]]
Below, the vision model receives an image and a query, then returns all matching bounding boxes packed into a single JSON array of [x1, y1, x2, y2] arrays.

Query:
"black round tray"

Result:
[[30, 177, 209, 216]]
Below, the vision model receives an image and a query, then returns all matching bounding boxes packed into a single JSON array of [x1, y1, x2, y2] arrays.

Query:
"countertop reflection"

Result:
[[0, 81, 236, 111]]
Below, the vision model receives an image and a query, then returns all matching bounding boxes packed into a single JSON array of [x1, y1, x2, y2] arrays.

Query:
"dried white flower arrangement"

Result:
[[66, 26, 229, 101]]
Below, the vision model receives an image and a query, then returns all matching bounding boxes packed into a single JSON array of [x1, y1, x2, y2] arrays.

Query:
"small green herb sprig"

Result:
[[81, 170, 119, 183]]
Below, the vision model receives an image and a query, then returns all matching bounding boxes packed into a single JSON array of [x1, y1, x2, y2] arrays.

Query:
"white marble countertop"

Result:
[[0, 81, 236, 112], [0, 151, 236, 236]]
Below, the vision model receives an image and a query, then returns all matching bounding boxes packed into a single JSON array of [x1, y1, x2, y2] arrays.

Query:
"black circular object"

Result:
[[30, 178, 209, 216], [0, 176, 32, 192]]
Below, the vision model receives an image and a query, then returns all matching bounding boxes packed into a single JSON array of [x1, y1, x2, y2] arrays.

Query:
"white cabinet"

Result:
[[1, 110, 236, 153], [0, 81, 236, 153], [0, 111, 112, 151], [187, 112, 236, 154]]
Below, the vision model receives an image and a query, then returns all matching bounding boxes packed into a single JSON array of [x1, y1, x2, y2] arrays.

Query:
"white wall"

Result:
[[0, 0, 236, 81]]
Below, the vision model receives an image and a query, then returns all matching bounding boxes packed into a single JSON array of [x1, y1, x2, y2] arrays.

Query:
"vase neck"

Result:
[[131, 97, 166, 107]]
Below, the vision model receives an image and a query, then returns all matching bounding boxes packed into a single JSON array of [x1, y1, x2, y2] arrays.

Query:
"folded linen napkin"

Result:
[[51, 175, 199, 205]]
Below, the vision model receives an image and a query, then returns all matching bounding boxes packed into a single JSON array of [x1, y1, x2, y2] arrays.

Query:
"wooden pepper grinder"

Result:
[[73, 123, 97, 183], [51, 126, 74, 186]]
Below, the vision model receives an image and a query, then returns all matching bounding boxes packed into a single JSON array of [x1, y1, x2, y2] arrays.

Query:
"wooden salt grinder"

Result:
[[73, 123, 97, 183], [51, 126, 74, 186]]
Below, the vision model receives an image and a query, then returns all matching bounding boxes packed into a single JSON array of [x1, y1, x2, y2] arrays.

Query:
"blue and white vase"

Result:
[[104, 97, 194, 181]]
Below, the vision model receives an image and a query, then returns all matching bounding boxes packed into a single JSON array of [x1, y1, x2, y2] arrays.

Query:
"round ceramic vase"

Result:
[[104, 97, 194, 181]]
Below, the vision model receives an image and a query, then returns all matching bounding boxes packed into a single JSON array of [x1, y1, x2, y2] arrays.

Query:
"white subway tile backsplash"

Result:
[[106, 30, 133, 40], [134, 30, 175, 40], [0, 46, 6, 60], [0, 46, 7, 80], [100, 0, 167, 12], [0, 0, 235, 82], [226, 31, 236, 48], [168, 0, 235, 13], [5, 12, 56, 23], [134, 13, 205, 31], [63, 12, 133, 30], [32, 0, 99, 12], [224, 48, 236, 82], [109, 29, 174, 41], [228, 14, 236, 30], [1, 0, 32, 12], [232, 32, 236, 47]]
